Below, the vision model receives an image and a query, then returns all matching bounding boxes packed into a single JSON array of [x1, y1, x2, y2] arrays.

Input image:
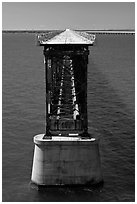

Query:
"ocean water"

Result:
[[2, 33, 135, 202]]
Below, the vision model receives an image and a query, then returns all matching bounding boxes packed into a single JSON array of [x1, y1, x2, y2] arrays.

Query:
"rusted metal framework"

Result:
[[37, 29, 95, 138], [43, 45, 90, 138]]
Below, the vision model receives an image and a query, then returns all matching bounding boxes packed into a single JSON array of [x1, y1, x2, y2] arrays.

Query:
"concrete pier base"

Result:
[[31, 134, 103, 186]]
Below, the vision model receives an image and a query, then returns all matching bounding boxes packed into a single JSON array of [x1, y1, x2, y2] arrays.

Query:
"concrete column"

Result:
[[31, 134, 103, 186]]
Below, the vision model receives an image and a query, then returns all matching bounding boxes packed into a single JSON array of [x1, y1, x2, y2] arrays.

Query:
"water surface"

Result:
[[2, 33, 135, 202]]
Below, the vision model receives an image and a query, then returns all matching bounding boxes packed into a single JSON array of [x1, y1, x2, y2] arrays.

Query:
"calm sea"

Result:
[[2, 33, 135, 202]]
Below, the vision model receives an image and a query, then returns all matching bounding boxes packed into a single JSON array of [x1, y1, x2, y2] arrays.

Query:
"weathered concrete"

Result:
[[31, 134, 103, 186]]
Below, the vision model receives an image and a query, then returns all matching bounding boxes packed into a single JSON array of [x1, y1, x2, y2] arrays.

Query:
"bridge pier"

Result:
[[31, 29, 103, 187], [31, 134, 102, 186]]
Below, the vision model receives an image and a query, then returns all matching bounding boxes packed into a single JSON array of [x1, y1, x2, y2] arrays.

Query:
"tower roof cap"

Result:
[[37, 29, 95, 45]]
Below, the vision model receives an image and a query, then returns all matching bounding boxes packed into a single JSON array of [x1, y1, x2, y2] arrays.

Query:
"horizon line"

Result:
[[2, 28, 135, 31]]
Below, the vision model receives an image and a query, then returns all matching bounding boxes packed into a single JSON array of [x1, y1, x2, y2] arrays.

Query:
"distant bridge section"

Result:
[[86, 30, 135, 35]]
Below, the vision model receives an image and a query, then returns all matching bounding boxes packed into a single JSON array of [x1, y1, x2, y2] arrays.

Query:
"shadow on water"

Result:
[[87, 57, 135, 201]]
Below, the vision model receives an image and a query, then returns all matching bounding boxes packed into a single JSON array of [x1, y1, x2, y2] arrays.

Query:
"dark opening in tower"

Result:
[[44, 45, 89, 136]]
